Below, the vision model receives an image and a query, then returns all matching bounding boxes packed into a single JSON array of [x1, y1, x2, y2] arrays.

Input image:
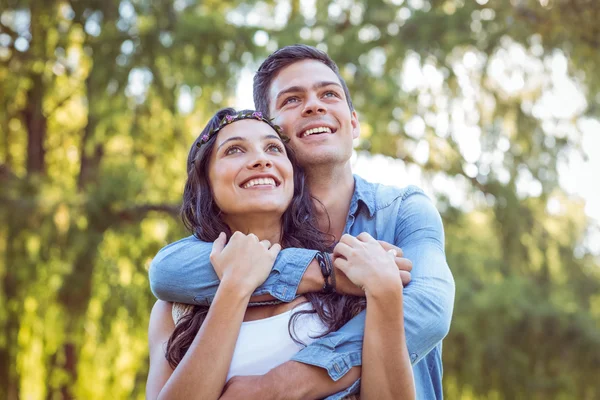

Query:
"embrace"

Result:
[[146, 45, 455, 400]]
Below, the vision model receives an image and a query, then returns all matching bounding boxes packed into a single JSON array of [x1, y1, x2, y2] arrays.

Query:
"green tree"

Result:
[[1, 0, 598, 398]]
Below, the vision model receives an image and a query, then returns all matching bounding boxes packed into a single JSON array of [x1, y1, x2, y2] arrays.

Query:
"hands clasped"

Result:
[[210, 231, 281, 294], [333, 233, 412, 293]]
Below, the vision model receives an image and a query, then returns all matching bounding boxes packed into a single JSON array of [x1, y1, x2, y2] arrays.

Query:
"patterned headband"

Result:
[[195, 110, 286, 149]]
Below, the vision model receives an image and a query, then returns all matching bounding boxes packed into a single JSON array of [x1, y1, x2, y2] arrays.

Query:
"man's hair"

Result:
[[253, 44, 354, 117]]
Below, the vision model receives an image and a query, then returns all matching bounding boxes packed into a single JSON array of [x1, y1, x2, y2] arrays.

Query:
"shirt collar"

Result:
[[350, 174, 377, 218]]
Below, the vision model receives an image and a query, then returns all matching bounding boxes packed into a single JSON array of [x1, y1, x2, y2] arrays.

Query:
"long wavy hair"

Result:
[[166, 108, 365, 369]]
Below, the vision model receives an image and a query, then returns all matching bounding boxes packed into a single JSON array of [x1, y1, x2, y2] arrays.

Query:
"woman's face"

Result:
[[208, 119, 294, 219]]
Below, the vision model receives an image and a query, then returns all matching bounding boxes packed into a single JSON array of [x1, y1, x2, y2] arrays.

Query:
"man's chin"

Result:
[[296, 149, 350, 167]]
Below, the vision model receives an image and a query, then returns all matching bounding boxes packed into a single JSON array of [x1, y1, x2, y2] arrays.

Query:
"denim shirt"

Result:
[[149, 175, 455, 399]]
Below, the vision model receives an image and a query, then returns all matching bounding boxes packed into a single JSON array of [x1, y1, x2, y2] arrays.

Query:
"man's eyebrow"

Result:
[[275, 81, 343, 104], [217, 134, 283, 150]]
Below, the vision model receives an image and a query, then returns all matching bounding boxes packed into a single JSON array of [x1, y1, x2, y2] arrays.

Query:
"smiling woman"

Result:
[[145, 108, 365, 400]]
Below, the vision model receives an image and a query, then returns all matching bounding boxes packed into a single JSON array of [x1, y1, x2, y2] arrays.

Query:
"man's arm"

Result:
[[229, 190, 454, 399], [149, 235, 319, 304]]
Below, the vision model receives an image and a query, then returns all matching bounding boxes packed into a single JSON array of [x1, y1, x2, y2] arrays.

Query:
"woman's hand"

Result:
[[210, 232, 281, 295], [332, 232, 409, 295]]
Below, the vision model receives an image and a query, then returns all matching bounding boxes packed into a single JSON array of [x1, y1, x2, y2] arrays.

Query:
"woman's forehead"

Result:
[[216, 119, 280, 143]]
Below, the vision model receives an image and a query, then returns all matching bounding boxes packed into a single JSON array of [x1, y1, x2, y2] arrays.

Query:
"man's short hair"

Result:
[[253, 44, 354, 117]]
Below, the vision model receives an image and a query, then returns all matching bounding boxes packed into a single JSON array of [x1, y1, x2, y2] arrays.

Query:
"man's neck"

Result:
[[306, 163, 355, 240]]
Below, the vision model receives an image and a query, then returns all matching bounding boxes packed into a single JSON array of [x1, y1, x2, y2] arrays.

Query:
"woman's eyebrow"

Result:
[[217, 136, 245, 150], [264, 134, 283, 142], [217, 134, 282, 150]]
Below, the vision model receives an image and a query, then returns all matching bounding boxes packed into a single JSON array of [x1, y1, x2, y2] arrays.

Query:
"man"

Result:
[[149, 44, 455, 399]]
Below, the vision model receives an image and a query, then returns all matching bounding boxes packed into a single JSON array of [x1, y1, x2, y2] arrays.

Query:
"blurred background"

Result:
[[1, 0, 599, 399]]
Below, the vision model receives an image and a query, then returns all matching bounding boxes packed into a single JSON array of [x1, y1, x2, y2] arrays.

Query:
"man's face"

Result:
[[268, 60, 360, 168]]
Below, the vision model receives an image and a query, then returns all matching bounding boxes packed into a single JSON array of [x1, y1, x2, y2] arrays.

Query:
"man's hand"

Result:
[[220, 375, 277, 400], [378, 240, 413, 287]]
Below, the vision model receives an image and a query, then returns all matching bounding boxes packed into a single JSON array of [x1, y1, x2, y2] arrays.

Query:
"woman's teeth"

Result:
[[242, 178, 277, 188]]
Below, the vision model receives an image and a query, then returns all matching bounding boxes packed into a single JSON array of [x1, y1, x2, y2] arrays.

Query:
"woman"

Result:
[[146, 108, 414, 399]]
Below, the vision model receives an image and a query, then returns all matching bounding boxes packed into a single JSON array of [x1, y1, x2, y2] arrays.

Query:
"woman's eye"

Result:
[[267, 143, 284, 153], [225, 146, 242, 155]]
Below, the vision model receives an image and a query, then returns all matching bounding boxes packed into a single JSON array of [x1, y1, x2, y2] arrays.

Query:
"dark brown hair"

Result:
[[166, 108, 364, 368], [253, 44, 354, 117]]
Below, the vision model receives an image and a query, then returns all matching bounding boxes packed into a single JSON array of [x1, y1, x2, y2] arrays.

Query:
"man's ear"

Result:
[[351, 110, 360, 139]]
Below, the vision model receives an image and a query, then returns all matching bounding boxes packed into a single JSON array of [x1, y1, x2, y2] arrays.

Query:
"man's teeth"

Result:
[[242, 178, 277, 188], [302, 127, 332, 137]]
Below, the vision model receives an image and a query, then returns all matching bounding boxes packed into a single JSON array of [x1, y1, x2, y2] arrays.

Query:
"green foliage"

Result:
[[0, 0, 598, 398]]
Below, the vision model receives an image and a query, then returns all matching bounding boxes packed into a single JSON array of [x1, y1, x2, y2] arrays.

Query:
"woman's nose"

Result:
[[249, 157, 272, 169]]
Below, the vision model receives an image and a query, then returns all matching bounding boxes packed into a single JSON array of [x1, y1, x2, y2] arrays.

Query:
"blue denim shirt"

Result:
[[150, 175, 455, 399]]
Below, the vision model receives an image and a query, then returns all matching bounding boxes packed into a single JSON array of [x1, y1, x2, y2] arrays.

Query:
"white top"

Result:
[[172, 302, 327, 382]]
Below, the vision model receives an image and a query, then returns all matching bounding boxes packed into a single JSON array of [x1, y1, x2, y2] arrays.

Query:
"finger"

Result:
[[210, 232, 226, 261], [356, 232, 374, 243], [333, 242, 353, 259], [387, 248, 398, 258], [260, 239, 271, 249], [400, 270, 412, 287], [395, 257, 413, 272], [247, 233, 258, 241], [332, 256, 349, 273], [377, 240, 403, 257], [268, 243, 282, 258], [339, 234, 357, 246]]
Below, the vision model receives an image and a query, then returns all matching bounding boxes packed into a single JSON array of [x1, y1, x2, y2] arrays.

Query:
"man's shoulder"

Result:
[[354, 174, 427, 211]]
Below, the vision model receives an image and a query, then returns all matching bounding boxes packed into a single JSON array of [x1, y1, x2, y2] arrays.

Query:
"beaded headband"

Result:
[[195, 110, 286, 149]]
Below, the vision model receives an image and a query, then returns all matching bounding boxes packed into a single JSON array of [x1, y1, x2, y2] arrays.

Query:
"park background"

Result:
[[1, 0, 599, 399]]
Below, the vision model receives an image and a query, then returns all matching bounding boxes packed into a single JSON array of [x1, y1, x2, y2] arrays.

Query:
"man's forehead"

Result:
[[269, 60, 341, 95]]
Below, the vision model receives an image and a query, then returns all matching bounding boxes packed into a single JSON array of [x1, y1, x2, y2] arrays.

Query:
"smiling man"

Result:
[[149, 44, 455, 399]]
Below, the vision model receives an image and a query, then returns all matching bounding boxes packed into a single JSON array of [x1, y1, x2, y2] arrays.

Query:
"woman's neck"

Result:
[[223, 214, 283, 244]]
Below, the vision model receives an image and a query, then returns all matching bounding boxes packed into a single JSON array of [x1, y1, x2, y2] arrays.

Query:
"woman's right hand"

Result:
[[210, 231, 281, 295]]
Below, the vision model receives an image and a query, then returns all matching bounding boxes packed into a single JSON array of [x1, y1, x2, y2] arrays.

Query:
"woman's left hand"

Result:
[[332, 232, 406, 294]]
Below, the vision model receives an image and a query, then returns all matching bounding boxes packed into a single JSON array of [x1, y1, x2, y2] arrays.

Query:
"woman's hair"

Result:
[[166, 108, 365, 368]]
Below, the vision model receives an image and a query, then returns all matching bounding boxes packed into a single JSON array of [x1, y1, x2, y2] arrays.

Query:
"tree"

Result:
[[1, 0, 598, 398]]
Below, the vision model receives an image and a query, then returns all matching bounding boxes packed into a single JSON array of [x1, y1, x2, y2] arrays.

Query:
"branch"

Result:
[[0, 21, 18, 40], [45, 86, 79, 117], [114, 203, 180, 223]]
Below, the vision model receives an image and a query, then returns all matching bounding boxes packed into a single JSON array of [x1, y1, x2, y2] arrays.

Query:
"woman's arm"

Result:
[[361, 279, 414, 399], [146, 285, 252, 400], [146, 232, 281, 400], [333, 232, 415, 400]]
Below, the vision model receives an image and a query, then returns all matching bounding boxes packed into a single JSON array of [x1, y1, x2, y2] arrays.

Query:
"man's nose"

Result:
[[302, 94, 327, 116]]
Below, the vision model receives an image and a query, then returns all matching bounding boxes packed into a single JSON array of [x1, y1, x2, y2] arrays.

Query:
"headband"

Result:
[[195, 111, 286, 149]]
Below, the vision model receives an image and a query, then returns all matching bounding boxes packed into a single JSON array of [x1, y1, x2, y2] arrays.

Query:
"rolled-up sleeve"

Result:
[[149, 235, 318, 304], [397, 191, 455, 364]]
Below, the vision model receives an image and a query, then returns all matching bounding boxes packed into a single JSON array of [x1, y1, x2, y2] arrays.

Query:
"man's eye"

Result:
[[225, 146, 242, 155], [323, 91, 337, 98], [283, 96, 299, 105]]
